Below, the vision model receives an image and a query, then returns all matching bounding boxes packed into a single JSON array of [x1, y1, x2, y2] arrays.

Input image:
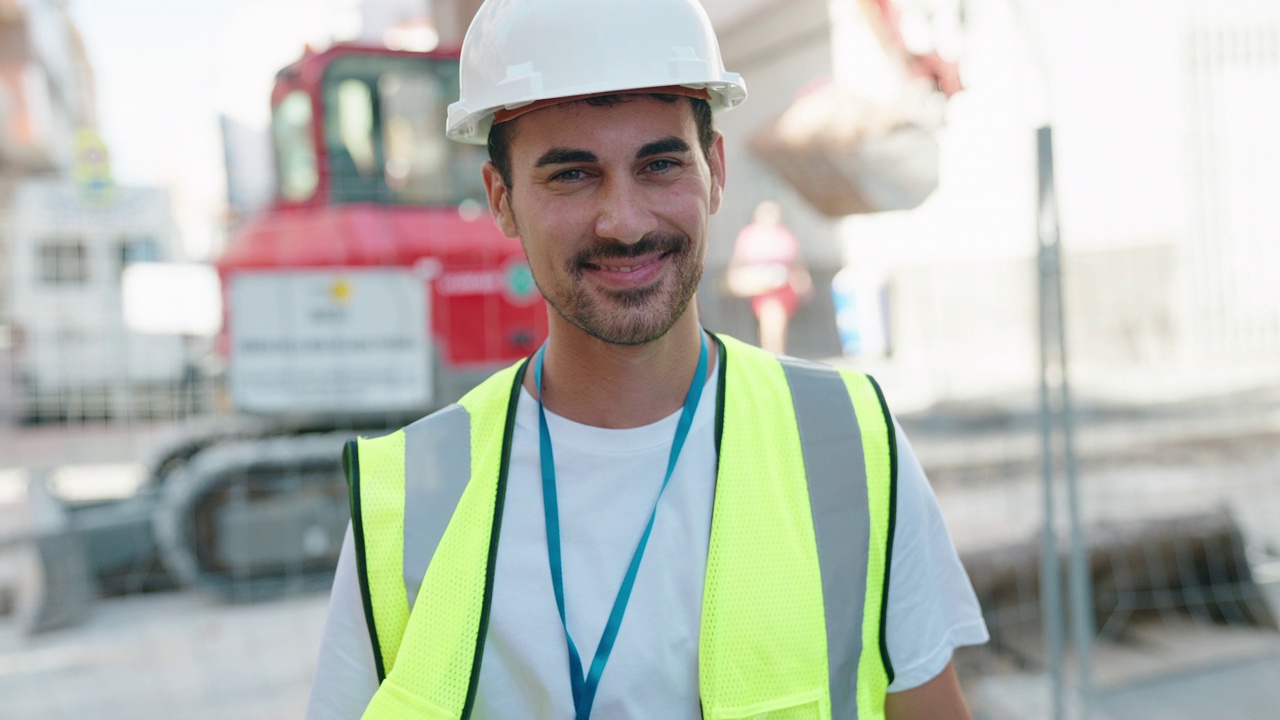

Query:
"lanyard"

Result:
[[534, 331, 709, 720]]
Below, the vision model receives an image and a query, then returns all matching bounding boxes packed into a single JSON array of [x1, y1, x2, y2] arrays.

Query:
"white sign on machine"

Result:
[[229, 269, 431, 414]]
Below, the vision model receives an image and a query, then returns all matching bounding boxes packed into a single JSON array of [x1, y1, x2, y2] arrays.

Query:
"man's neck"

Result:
[[527, 313, 713, 429]]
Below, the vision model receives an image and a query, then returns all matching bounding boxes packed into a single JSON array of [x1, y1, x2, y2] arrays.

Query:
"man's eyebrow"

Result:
[[636, 136, 691, 159], [535, 148, 598, 167]]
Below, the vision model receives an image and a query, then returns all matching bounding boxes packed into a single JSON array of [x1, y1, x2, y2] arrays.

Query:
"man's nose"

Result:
[[594, 176, 658, 244]]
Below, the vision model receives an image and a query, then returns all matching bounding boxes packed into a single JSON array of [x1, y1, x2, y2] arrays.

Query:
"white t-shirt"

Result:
[[307, 368, 988, 719]]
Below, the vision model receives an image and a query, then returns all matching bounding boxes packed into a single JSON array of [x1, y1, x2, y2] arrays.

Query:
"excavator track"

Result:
[[152, 431, 358, 600]]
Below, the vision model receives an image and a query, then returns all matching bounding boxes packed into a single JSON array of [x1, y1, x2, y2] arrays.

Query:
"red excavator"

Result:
[[148, 43, 547, 596]]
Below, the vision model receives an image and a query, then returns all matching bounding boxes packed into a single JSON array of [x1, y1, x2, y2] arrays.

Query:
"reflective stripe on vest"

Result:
[[783, 355, 871, 715], [347, 333, 895, 720], [776, 350, 897, 718]]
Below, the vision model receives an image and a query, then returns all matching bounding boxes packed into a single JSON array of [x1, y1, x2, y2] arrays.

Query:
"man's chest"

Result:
[[473, 424, 716, 718]]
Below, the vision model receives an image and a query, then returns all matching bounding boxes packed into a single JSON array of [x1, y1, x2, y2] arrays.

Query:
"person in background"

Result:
[[308, 0, 987, 718], [726, 200, 812, 354]]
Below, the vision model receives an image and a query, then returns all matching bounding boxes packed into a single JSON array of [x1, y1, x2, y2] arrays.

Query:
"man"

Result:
[[308, 0, 987, 718]]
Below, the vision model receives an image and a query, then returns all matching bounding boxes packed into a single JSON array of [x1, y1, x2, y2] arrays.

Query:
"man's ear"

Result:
[[708, 132, 727, 215], [482, 161, 519, 238]]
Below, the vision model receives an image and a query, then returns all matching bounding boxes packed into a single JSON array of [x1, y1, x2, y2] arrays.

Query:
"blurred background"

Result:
[[1, 0, 1278, 718]]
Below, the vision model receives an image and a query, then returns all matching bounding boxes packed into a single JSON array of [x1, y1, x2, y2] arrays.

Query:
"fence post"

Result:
[[1037, 124, 1095, 719]]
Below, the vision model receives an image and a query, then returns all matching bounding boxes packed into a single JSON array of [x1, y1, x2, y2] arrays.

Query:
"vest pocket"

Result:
[[709, 687, 827, 720]]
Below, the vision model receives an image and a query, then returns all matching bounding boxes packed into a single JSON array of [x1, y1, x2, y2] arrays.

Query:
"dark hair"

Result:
[[487, 95, 715, 189]]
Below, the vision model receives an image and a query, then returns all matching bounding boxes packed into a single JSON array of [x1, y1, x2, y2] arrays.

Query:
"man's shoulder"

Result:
[[718, 333, 875, 384], [382, 361, 528, 444], [402, 401, 473, 436], [456, 359, 528, 411]]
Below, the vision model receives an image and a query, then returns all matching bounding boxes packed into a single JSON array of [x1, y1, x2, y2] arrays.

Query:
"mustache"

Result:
[[570, 233, 689, 268]]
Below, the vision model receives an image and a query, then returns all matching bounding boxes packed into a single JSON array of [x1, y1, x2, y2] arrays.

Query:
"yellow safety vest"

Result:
[[345, 334, 896, 719]]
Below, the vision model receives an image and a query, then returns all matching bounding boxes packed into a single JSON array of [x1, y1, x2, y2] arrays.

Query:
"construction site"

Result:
[[2, 0, 1279, 718]]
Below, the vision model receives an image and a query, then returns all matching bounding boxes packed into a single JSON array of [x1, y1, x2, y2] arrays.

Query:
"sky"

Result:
[[66, 0, 367, 258]]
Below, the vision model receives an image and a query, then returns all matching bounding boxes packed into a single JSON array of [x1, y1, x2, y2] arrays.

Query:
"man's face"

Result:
[[482, 96, 725, 346]]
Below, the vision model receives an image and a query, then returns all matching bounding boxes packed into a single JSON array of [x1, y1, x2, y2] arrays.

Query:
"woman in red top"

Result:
[[726, 200, 812, 353]]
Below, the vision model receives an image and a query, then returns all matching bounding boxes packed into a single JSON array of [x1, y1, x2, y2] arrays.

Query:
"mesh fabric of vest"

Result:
[[701, 336, 831, 719], [358, 430, 409, 676], [360, 364, 521, 719]]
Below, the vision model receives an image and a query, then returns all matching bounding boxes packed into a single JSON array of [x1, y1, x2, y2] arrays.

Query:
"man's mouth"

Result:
[[569, 233, 689, 290], [574, 233, 686, 267], [578, 248, 679, 289]]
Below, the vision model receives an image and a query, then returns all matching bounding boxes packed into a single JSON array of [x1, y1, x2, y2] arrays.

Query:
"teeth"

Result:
[[594, 262, 652, 272]]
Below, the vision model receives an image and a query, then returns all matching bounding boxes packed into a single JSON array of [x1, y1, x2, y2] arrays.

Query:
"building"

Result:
[[0, 0, 98, 328]]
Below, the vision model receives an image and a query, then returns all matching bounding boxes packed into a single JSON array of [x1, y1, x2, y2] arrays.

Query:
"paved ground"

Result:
[[973, 638, 1280, 720], [1097, 643, 1280, 720], [968, 585, 1280, 720], [0, 589, 328, 720]]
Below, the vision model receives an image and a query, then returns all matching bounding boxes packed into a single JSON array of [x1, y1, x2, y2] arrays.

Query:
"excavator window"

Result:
[[273, 90, 320, 202], [321, 54, 487, 207]]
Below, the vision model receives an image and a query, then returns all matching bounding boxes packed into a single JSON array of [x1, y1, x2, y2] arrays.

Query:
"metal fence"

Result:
[[1185, 13, 1280, 361], [912, 372, 1280, 718]]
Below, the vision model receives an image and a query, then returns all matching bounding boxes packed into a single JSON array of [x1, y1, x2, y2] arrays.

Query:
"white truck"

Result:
[[6, 178, 188, 421]]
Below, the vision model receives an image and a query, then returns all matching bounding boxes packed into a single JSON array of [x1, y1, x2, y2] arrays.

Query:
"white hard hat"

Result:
[[447, 0, 748, 144]]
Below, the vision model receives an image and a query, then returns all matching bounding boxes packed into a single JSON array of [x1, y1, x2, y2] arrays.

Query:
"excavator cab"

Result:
[[271, 48, 489, 209]]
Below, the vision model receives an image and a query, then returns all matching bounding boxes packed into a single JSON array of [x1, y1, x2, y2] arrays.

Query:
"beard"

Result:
[[535, 231, 704, 346]]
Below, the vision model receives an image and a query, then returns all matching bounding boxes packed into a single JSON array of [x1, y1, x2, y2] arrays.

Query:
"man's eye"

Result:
[[647, 159, 678, 173], [552, 169, 584, 182]]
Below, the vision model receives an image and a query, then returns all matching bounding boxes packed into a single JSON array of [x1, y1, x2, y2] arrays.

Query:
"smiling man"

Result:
[[492, 97, 712, 351], [308, 1, 987, 718]]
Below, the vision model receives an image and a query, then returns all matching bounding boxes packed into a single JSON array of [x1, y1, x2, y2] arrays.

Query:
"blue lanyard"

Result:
[[533, 331, 709, 720]]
